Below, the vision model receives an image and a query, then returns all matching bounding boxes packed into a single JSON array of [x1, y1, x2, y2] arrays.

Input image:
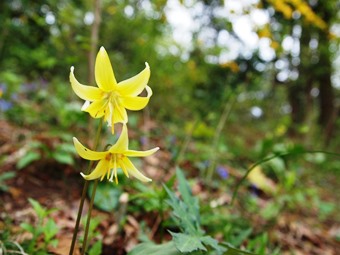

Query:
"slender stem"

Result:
[[230, 150, 340, 205], [206, 94, 236, 183], [69, 180, 89, 255], [81, 179, 99, 255], [175, 119, 198, 165], [69, 119, 103, 255]]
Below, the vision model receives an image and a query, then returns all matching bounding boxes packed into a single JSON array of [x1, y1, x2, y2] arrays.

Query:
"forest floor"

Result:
[[0, 119, 339, 255]]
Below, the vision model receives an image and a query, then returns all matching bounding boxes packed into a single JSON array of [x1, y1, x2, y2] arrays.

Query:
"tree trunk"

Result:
[[315, 1, 335, 129]]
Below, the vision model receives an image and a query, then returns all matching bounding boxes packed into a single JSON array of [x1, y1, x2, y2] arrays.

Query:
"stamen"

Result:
[[106, 156, 112, 180], [114, 154, 118, 184], [109, 154, 117, 183]]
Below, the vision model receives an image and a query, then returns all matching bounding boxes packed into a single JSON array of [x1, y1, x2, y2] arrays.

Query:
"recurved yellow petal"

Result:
[[112, 104, 128, 124], [95, 47, 117, 92], [122, 157, 152, 182], [124, 147, 159, 157], [110, 124, 129, 152], [70, 67, 103, 101], [81, 158, 109, 180], [117, 62, 150, 96], [121, 86, 152, 110], [118, 158, 129, 177], [82, 99, 107, 118], [73, 137, 107, 160]]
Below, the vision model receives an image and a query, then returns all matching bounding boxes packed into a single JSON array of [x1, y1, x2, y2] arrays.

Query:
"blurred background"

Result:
[[0, 0, 339, 254]]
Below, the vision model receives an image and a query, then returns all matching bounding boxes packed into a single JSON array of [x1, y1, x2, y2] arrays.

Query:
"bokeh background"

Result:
[[0, 0, 339, 254]]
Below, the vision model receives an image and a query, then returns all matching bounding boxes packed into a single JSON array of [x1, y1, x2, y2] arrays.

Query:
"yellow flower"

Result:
[[70, 46, 152, 133], [73, 124, 159, 183]]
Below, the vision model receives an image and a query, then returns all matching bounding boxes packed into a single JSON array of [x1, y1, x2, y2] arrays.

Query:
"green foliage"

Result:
[[0, 217, 28, 255], [52, 142, 76, 165], [0, 0, 339, 254], [129, 241, 180, 255], [88, 181, 122, 212], [130, 168, 255, 255], [0, 240, 28, 255], [0, 171, 16, 192], [164, 169, 202, 236], [245, 233, 280, 255], [88, 240, 103, 255], [17, 151, 41, 170], [16, 137, 76, 170], [19, 198, 58, 254], [131, 181, 170, 212], [80, 215, 103, 255]]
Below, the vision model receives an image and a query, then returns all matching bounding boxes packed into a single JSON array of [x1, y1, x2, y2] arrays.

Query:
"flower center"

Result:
[[108, 91, 121, 105], [107, 153, 125, 184], [106, 91, 125, 122]]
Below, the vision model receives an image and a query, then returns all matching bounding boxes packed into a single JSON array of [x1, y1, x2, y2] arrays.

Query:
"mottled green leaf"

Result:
[[170, 232, 206, 253], [128, 241, 180, 255]]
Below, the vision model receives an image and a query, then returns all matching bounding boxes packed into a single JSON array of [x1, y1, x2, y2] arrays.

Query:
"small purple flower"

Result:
[[11, 93, 18, 101], [169, 135, 176, 144], [140, 136, 148, 146], [216, 165, 229, 180], [250, 184, 260, 197], [0, 83, 7, 93], [0, 99, 13, 111], [24, 82, 34, 92]]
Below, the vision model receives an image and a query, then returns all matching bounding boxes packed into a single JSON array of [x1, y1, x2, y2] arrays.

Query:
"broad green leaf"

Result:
[[56, 143, 76, 153], [0, 171, 16, 192], [170, 232, 206, 253], [88, 182, 121, 212], [52, 150, 74, 165], [88, 240, 102, 255], [16, 151, 41, 169], [0, 171, 16, 181], [28, 198, 46, 220], [20, 223, 35, 233], [43, 218, 59, 242], [200, 235, 224, 253], [128, 241, 180, 255], [49, 239, 59, 248]]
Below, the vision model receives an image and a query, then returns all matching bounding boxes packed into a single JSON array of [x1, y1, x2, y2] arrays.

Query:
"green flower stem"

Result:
[[230, 150, 340, 205], [81, 179, 99, 255], [69, 119, 103, 255], [206, 94, 236, 183]]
